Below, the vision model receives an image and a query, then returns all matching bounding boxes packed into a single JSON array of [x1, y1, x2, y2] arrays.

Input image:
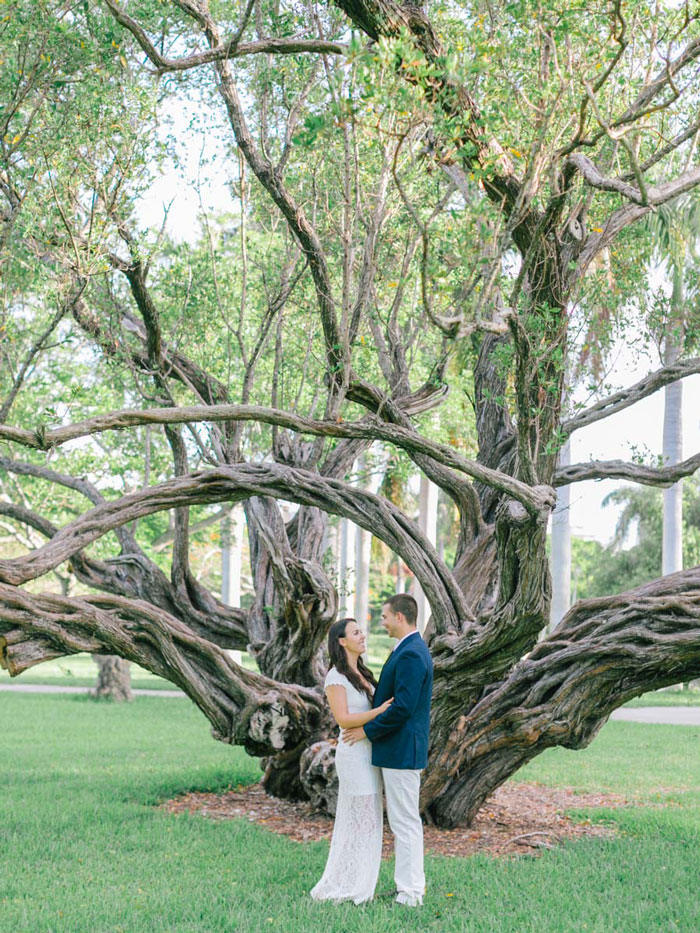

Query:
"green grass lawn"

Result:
[[2, 693, 700, 932], [624, 688, 700, 707], [0, 653, 176, 690]]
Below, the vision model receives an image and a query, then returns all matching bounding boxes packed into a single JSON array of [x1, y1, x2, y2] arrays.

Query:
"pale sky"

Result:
[[567, 369, 699, 545], [137, 95, 237, 239]]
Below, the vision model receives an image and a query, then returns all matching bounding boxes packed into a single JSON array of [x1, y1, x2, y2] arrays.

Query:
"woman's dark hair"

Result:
[[328, 617, 377, 700]]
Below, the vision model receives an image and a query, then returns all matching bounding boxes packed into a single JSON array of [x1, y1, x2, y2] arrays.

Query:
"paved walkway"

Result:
[[2, 684, 700, 723], [610, 706, 700, 725], [0, 683, 185, 698]]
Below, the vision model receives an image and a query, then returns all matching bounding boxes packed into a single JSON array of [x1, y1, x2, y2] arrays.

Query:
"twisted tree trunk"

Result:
[[422, 567, 700, 825], [244, 498, 337, 797], [0, 584, 329, 757], [5, 0, 700, 837]]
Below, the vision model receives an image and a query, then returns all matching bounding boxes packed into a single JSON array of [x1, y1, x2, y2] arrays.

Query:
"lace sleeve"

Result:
[[324, 667, 348, 690]]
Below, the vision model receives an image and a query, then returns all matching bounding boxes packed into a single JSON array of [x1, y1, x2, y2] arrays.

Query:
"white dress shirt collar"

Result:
[[391, 629, 420, 653]]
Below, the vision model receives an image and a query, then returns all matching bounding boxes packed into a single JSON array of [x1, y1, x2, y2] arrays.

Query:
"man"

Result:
[[343, 593, 433, 907]]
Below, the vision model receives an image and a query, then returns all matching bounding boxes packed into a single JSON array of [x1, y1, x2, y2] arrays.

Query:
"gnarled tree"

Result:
[[2, 0, 700, 826]]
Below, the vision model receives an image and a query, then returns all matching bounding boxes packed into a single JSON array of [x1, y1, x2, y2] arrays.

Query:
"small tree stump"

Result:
[[91, 654, 132, 702], [300, 740, 338, 816]]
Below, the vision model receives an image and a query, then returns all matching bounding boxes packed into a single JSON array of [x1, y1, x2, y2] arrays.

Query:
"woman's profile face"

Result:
[[339, 621, 366, 655]]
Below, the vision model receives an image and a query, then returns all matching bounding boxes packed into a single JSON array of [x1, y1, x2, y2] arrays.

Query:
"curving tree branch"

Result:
[[0, 583, 327, 756], [555, 451, 700, 487], [0, 461, 472, 629], [567, 153, 700, 208], [422, 565, 700, 826], [0, 467, 250, 650], [104, 0, 347, 73], [0, 403, 553, 514], [0, 501, 57, 540], [330, 0, 528, 231], [577, 164, 700, 268], [138, 3, 342, 381], [562, 357, 700, 437]]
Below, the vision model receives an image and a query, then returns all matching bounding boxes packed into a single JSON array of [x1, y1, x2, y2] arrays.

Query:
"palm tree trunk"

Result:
[[338, 518, 356, 617], [221, 507, 246, 663], [354, 453, 385, 634], [662, 270, 684, 576], [415, 475, 439, 633], [550, 436, 571, 631]]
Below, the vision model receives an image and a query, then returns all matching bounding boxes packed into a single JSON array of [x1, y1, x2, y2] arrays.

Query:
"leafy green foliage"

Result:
[[567, 478, 700, 600]]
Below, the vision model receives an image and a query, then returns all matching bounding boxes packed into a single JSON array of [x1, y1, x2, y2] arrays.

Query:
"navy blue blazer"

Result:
[[363, 631, 433, 770]]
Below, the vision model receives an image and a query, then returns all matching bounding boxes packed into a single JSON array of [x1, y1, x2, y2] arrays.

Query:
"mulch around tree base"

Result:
[[161, 781, 628, 858]]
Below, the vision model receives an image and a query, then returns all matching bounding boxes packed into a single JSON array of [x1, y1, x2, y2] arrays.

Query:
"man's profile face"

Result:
[[380, 603, 402, 639]]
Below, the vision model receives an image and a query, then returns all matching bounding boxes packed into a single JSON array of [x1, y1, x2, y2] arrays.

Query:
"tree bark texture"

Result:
[[421, 567, 700, 825], [0, 584, 329, 758]]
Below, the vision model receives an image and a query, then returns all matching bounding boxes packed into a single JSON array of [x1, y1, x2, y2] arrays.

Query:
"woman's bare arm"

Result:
[[325, 685, 393, 729]]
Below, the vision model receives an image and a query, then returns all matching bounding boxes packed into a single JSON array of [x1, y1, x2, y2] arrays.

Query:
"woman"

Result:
[[310, 618, 393, 905]]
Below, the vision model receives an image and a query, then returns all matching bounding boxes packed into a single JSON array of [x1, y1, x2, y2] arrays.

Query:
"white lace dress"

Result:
[[310, 668, 383, 905]]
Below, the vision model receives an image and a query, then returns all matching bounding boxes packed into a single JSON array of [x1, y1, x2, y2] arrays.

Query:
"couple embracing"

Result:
[[310, 594, 433, 907]]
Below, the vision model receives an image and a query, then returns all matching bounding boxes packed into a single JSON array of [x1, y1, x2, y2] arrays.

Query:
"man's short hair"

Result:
[[384, 593, 418, 626]]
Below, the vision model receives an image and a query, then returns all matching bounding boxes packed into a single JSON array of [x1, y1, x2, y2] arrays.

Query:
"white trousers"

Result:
[[381, 767, 425, 905]]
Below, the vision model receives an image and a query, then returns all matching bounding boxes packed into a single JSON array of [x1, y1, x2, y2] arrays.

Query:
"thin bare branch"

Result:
[[0, 298, 71, 422], [107, 0, 344, 384], [104, 0, 346, 73]]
